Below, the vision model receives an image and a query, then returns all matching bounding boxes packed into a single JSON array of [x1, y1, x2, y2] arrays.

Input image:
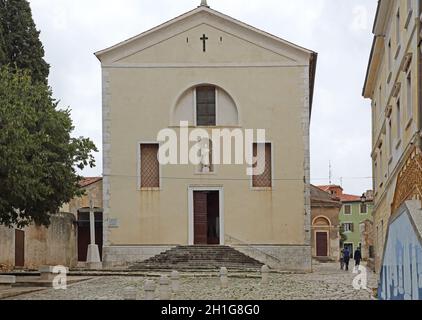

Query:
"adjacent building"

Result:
[[95, 3, 317, 271], [317, 186, 374, 260], [0, 177, 103, 270], [310, 185, 341, 262], [362, 0, 422, 273]]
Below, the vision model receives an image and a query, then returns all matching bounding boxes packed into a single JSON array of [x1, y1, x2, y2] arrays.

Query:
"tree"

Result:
[[0, 4, 6, 64], [0, 66, 97, 227], [0, 0, 49, 83]]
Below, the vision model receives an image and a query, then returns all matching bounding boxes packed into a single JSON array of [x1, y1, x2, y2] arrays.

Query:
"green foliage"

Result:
[[0, 67, 97, 227], [0, 0, 50, 83], [339, 224, 348, 247]]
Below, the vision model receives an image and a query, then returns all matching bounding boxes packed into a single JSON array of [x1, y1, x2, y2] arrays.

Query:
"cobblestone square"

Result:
[[6, 263, 377, 300]]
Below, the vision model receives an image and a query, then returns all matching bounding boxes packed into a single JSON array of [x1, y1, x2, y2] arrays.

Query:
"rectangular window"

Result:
[[360, 203, 367, 214], [396, 98, 401, 140], [388, 40, 392, 72], [343, 223, 354, 233], [196, 86, 216, 126], [140, 143, 160, 188], [407, 72, 412, 120], [379, 149, 383, 185], [388, 119, 393, 156], [374, 161, 378, 190], [252, 143, 272, 188], [344, 205, 352, 215], [396, 9, 401, 48]]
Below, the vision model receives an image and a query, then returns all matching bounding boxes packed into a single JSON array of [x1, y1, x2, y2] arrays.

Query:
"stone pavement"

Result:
[[5, 263, 377, 300]]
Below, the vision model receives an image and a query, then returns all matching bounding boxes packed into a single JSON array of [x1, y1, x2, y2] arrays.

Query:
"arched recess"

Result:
[[312, 216, 332, 227], [171, 84, 240, 127]]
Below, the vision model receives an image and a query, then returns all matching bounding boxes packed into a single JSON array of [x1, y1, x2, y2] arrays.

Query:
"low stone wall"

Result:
[[0, 226, 14, 269], [0, 213, 77, 269], [102, 246, 175, 268]]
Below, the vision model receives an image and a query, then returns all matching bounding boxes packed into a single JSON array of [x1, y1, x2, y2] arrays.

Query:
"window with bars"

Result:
[[140, 143, 160, 188], [196, 86, 216, 126], [252, 143, 272, 188], [360, 203, 367, 214]]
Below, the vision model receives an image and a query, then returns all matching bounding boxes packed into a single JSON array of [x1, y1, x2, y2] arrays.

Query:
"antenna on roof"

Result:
[[200, 0, 209, 7], [329, 161, 332, 185]]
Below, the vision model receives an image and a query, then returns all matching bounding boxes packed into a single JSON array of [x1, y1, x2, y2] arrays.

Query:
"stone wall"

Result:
[[0, 213, 77, 269], [0, 226, 14, 269]]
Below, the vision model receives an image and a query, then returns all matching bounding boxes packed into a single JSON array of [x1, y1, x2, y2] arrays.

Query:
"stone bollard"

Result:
[[159, 275, 171, 300], [144, 280, 156, 300], [220, 267, 228, 289], [123, 286, 137, 300], [171, 270, 180, 293], [261, 265, 270, 286]]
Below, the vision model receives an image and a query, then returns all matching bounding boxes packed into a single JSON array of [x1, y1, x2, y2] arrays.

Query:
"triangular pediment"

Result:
[[95, 6, 314, 66]]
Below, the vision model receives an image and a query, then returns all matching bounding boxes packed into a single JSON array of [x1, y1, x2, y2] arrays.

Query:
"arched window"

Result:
[[312, 216, 331, 226], [172, 85, 239, 127]]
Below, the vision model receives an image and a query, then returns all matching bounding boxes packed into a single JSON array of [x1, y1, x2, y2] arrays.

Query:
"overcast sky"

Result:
[[28, 0, 378, 196]]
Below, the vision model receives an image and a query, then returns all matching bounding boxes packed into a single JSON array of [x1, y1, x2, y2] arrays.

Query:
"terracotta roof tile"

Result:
[[338, 194, 362, 202], [79, 177, 102, 188]]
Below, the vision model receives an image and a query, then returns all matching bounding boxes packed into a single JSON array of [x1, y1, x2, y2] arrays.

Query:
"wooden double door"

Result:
[[193, 191, 220, 245]]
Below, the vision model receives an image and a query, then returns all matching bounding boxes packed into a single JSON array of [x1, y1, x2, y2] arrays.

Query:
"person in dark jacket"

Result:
[[343, 248, 350, 271], [340, 249, 345, 270], [354, 248, 362, 267]]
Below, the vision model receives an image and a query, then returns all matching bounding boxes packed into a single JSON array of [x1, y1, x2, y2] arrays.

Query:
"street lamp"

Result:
[[360, 193, 367, 203]]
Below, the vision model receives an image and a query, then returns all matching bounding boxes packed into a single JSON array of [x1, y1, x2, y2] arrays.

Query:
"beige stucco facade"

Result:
[[363, 0, 422, 273], [96, 6, 317, 271]]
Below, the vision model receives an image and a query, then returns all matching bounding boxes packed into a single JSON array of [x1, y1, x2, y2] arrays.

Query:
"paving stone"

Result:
[[4, 263, 377, 300]]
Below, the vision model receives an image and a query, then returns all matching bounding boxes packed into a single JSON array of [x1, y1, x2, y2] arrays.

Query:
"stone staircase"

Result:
[[129, 245, 264, 271]]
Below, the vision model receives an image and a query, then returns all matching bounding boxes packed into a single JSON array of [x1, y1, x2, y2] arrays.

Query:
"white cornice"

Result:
[[94, 6, 315, 64]]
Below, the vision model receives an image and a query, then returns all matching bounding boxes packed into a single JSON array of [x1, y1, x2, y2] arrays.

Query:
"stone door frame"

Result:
[[188, 186, 224, 246]]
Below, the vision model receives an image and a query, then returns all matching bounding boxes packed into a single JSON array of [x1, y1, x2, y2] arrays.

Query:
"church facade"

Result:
[[95, 3, 317, 271]]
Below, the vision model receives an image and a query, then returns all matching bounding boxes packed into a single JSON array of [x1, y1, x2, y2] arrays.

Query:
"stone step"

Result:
[[129, 245, 263, 270]]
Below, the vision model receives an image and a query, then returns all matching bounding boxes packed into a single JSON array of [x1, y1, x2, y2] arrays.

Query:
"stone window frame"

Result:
[[138, 142, 161, 191]]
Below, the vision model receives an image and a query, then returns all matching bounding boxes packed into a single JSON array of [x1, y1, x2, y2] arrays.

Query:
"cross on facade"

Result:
[[200, 34, 208, 52]]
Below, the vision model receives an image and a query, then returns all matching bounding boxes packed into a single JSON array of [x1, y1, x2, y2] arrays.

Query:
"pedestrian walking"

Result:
[[343, 247, 350, 271], [354, 247, 362, 268]]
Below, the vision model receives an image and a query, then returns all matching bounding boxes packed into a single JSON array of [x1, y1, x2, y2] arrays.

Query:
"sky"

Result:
[[28, 0, 378, 196]]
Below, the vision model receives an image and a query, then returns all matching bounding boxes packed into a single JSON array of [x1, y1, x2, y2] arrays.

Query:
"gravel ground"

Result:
[[7, 263, 377, 300]]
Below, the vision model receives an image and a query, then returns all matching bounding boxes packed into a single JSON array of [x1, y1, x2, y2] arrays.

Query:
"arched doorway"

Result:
[[313, 216, 331, 258]]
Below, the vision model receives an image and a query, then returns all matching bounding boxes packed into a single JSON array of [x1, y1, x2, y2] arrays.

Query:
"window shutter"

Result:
[[140, 144, 160, 188], [252, 143, 272, 188]]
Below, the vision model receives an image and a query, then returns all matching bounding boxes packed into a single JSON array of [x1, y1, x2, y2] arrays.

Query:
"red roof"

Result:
[[338, 194, 361, 202], [316, 185, 361, 203], [79, 177, 102, 188]]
